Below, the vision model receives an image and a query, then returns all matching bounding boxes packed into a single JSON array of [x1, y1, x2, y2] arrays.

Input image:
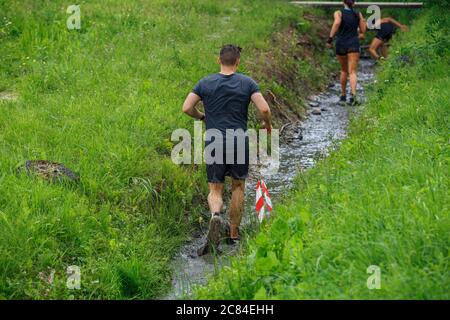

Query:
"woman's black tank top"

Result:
[[336, 8, 360, 43]]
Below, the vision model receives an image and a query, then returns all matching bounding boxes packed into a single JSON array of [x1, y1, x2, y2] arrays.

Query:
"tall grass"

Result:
[[0, 0, 315, 299], [196, 9, 450, 299]]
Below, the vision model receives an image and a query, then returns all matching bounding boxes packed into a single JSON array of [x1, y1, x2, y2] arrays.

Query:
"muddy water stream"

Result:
[[163, 59, 375, 299]]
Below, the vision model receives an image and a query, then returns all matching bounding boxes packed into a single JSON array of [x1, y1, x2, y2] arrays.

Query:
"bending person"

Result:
[[327, 0, 366, 106], [368, 17, 408, 60]]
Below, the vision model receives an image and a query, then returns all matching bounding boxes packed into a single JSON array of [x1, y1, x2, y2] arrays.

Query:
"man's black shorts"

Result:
[[205, 137, 249, 183]]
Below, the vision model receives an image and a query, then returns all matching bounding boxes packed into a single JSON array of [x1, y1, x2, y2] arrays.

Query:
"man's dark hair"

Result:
[[219, 44, 242, 66]]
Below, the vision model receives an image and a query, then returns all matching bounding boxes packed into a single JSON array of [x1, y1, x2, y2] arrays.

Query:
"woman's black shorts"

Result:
[[335, 38, 360, 56]]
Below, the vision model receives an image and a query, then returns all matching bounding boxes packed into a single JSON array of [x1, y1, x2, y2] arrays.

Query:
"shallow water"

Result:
[[163, 59, 375, 300]]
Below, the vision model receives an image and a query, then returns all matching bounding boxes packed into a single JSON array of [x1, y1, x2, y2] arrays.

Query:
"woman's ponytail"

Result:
[[344, 0, 355, 8]]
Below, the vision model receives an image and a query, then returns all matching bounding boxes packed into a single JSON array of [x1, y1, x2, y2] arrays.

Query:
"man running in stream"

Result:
[[367, 17, 409, 60], [182, 44, 272, 252], [326, 0, 366, 106]]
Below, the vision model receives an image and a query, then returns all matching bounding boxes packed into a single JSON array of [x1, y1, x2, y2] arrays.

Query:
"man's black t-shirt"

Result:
[[192, 73, 260, 134]]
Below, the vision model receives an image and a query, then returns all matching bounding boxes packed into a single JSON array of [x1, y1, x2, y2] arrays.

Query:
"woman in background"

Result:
[[368, 17, 409, 60], [327, 0, 366, 106]]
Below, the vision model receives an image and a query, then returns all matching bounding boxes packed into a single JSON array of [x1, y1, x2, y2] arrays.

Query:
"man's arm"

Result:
[[182, 93, 205, 120], [251, 92, 272, 133]]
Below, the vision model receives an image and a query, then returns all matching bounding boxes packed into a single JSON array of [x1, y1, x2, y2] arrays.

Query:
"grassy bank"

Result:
[[0, 1, 335, 299], [196, 9, 449, 299]]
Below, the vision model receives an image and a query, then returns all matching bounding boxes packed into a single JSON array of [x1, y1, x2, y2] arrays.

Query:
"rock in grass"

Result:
[[311, 107, 321, 115], [0, 91, 18, 102], [395, 55, 411, 66], [19, 160, 79, 182]]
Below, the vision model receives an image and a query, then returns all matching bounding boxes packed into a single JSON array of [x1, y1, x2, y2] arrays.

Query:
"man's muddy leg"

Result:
[[200, 182, 224, 254], [230, 179, 245, 240], [208, 183, 224, 215]]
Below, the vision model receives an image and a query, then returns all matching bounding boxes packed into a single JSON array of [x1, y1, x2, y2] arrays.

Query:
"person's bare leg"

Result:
[[369, 38, 384, 60], [204, 182, 225, 251], [336, 55, 349, 97], [230, 179, 245, 239], [208, 183, 224, 215], [347, 52, 360, 96], [380, 44, 389, 58]]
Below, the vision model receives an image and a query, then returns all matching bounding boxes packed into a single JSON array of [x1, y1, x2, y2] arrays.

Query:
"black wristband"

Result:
[[327, 37, 333, 44], [200, 115, 205, 121]]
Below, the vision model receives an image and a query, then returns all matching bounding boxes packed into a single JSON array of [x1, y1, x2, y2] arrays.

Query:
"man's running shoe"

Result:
[[338, 95, 347, 106], [207, 213, 222, 249], [225, 223, 241, 245]]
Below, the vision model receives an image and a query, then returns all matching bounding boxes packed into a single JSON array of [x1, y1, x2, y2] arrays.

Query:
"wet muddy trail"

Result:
[[163, 59, 375, 300]]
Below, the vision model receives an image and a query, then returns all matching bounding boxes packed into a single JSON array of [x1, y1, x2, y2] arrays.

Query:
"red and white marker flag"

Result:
[[255, 180, 272, 222]]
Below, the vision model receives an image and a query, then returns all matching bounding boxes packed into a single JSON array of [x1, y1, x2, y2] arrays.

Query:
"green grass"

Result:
[[196, 9, 450, 299], [0, 0, 331, 299]]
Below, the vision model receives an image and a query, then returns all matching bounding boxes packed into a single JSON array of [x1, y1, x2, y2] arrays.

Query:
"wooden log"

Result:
[[290, 1, 424, 8]]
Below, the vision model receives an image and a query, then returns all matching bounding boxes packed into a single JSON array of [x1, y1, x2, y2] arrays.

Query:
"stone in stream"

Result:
[[192, 230, 203, 239], [18, 160, 80, 182], [294, 128, 303, 140], [308, 101, 319, 108], [311, 107, 322, 115]]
